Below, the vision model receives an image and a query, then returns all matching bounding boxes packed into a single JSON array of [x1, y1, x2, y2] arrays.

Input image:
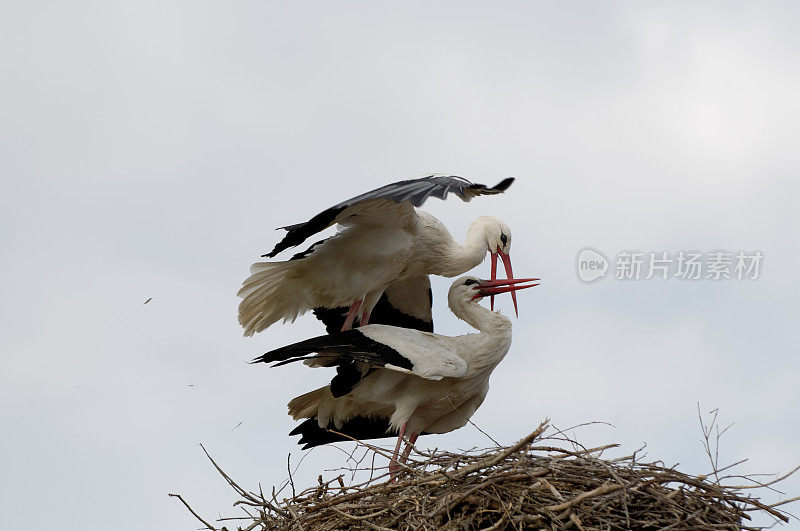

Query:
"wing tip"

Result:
[[493, 177, 515, 191], [463, 176, 515, 197], [264, 239, 292, 257]]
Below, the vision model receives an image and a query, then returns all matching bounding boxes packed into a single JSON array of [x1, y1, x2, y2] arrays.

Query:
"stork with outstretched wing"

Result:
[[238, 175, 518, 336], [253, 275, 539, 478]]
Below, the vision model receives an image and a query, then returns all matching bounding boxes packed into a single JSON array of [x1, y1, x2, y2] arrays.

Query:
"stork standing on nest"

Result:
[[252, 275, 539, 478], [237, 175, 517, 335]]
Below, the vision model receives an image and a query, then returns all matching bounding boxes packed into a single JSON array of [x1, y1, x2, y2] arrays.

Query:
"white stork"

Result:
[[237, 175, 517, 336], [252, 275, 539, 477]]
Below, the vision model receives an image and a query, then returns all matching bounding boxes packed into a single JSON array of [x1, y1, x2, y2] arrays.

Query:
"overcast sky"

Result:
[[1, 2, 799, 529]]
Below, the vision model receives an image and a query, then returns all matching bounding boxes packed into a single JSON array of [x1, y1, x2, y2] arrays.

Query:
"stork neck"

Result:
[[450, 299, 511, 335], [436, 224, 488, 277]]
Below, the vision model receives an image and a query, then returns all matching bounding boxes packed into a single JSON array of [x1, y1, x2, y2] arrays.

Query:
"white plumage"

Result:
[[254, 275, 539, 476], [238, 176, 516, 336]]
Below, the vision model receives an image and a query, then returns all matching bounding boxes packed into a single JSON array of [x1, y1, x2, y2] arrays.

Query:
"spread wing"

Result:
[[265, 175, 514, 257], [252, 326, 466, 381], [312, 276, 434, 333]]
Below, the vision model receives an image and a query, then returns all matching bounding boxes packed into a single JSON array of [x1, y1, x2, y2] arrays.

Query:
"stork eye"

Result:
[[463, 279, 478, 286], [500, 233, 508, 245]]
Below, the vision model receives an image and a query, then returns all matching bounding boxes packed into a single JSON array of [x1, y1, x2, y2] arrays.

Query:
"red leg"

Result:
[[341, 298, 363, 331], [359, 291, 382, 327], [388, 422, 406, 480], [400, 432, 419, 463]]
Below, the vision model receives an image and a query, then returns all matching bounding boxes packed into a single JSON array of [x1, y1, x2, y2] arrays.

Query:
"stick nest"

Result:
[[183, 421, 797, 530]]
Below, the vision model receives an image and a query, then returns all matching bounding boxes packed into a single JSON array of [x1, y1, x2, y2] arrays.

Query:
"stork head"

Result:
[[474, 216, 515, 313], [449, 276, 539, 312]]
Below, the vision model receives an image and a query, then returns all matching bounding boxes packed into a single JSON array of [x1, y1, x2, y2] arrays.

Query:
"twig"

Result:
[[447, 397, 500, 446], [546, 483, 624, 512], [287, 453, 296, 498], [168, 493, 216, 530]]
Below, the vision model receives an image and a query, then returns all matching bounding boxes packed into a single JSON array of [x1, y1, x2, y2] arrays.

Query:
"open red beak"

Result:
[[475, 278, 539, 314], [490, 247, 517, 314]]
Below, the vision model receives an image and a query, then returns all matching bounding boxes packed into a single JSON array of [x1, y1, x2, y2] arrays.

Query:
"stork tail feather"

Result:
[[237, 261, 308, 336], [288, 386, 328, 420]]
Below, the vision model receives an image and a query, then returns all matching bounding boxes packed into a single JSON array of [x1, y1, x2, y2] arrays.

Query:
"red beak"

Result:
[[490, 246, 517, 315], [475, 278, 539, 309], [490, 251, 498, 310]]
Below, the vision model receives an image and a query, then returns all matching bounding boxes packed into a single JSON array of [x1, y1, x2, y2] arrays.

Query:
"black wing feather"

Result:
[[290, 416, 431, 449], [252, 329, 414, 372], [288, 238, 329, 261], [312, 293, 433, 334], [329, 363, 373, 398], [312, 276, 433, 333], [265, 175, 514, 257]]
